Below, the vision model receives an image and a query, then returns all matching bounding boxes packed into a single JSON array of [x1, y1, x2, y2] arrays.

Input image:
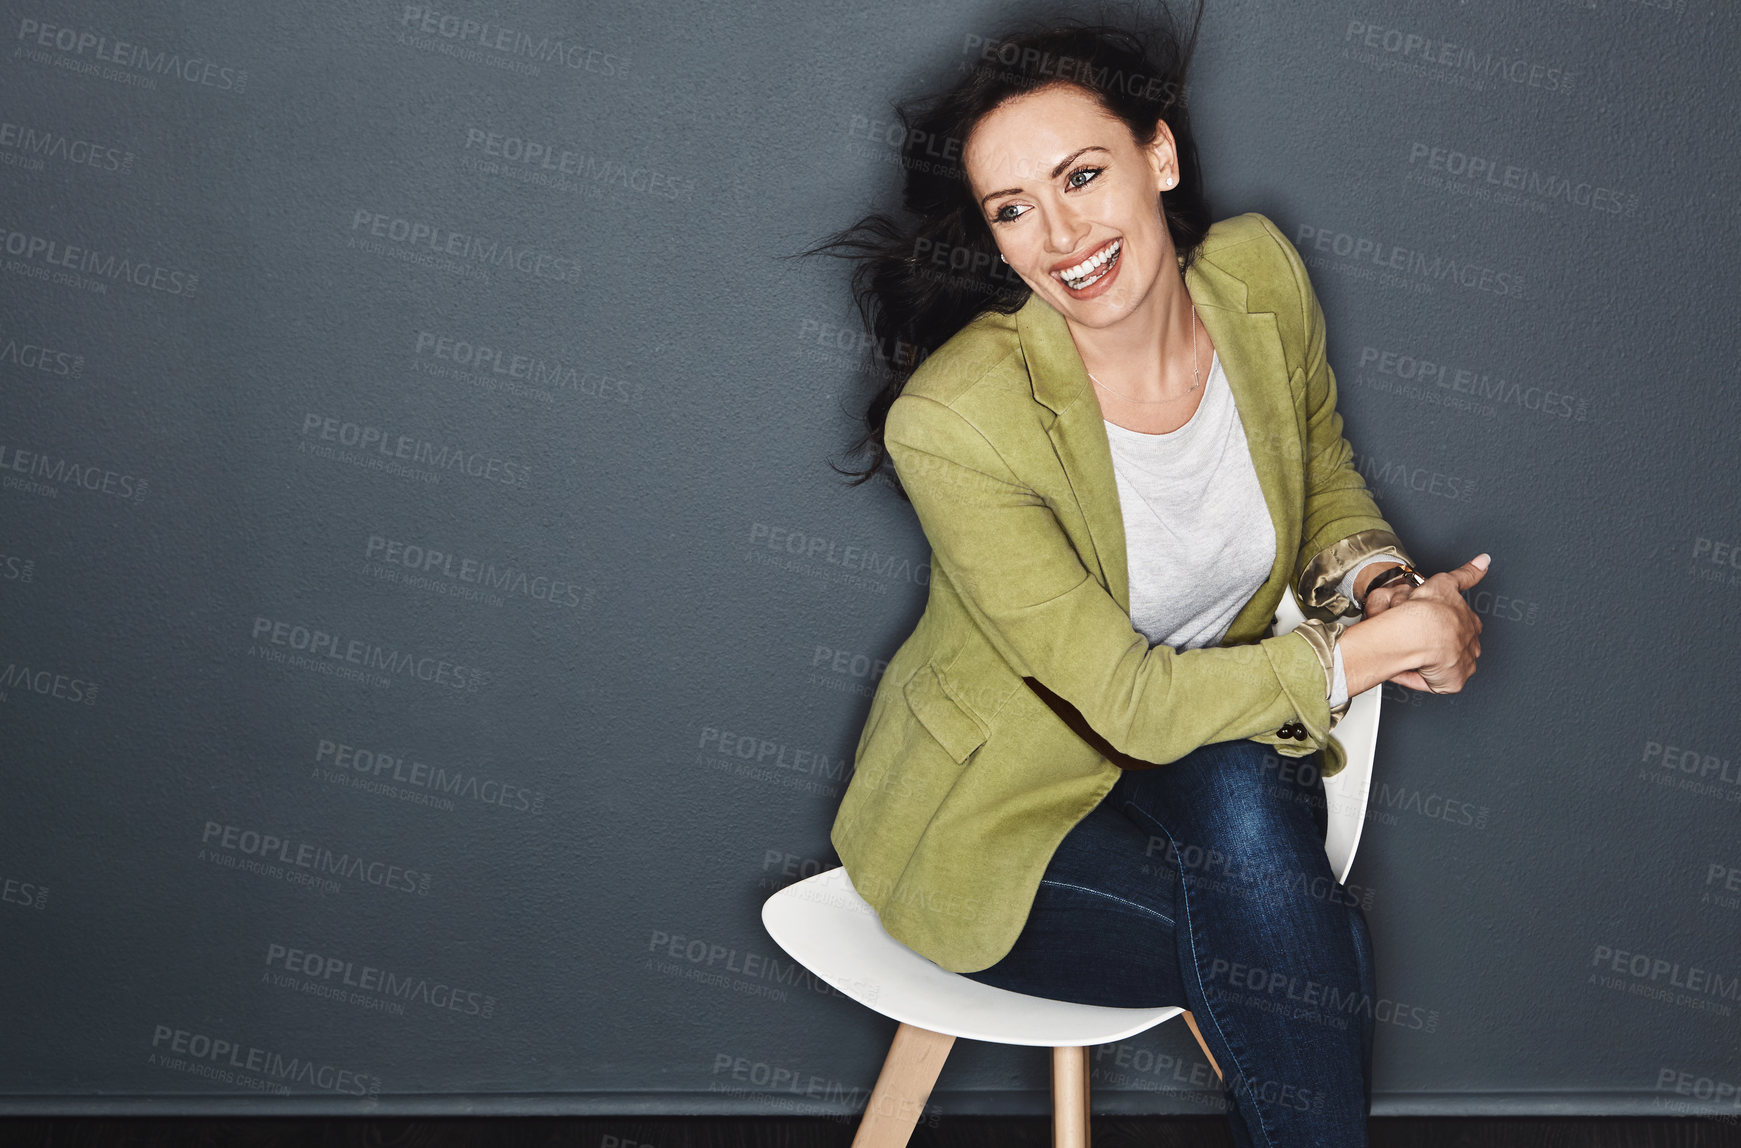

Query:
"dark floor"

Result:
[[3, 1117, 1741, 1147]]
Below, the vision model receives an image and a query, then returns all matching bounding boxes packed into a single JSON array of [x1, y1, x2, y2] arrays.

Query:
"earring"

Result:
[[1164, 175, 1175, 187], [1000, 253, 1008, 263]]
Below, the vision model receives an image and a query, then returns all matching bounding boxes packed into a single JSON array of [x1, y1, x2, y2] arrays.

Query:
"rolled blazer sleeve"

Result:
[[1256, 216, 1416, 621], [885, 393, 1338, 766]]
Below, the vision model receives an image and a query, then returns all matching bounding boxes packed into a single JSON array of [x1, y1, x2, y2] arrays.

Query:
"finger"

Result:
[[1374, 582, 1413, 612], [1442, 554, 1491, 590], [1410, 574, 1463, 602], [1390, 669, 1429, 691]]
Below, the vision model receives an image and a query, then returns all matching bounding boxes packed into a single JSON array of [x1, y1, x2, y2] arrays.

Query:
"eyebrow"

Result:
[[978, 146, 1111, 211]]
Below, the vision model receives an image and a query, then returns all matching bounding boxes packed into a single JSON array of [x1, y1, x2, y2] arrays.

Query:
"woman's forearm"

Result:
[[1337, 612, 1427, 697]]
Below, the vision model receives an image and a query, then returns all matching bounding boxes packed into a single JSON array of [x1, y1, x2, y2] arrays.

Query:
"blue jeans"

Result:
[[960, 738, 1376, 1148]]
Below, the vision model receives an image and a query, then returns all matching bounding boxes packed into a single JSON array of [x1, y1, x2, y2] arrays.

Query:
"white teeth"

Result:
[[1069, 259, 1114, 290], [1058, 239, 1120, 289]]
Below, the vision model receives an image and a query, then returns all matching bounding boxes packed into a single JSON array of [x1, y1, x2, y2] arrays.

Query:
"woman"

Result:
[[806, 9, 1487, 1145]]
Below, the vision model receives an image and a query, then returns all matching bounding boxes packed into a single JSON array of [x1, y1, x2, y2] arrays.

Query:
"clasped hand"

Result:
[[1357, 554, 1488, 694]]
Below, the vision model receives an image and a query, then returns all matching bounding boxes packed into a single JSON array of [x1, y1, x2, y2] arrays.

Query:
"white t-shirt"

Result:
[[1102, 351, 1393, 710]]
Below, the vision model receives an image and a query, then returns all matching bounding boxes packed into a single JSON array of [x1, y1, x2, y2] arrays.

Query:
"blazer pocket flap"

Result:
[[902, 663, 991, 764]]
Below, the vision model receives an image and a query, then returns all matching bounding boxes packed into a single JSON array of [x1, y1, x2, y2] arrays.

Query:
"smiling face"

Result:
[[964, 82, 1178, 328]]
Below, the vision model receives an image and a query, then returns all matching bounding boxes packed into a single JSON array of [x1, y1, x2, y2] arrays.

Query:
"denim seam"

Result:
[[1119, 802, 1280, 1148], [1036, 878, 1175, 928]]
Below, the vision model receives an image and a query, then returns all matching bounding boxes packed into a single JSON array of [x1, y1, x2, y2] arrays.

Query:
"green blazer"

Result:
[[829, 211, 1413, 974]]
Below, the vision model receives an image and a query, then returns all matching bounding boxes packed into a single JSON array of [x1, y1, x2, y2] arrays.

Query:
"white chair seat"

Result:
[[764, 864, 1183, 1046]]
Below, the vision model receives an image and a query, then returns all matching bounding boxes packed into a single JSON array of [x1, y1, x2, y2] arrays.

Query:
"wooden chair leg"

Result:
[[1181, 1010, 1223, 1081], [1051, 1045, 1089, 1148], [1079, 1045, 1091, 1144], [850, 1021, 955, 1148]]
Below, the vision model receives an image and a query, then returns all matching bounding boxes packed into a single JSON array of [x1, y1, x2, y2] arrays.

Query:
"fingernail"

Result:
[[1473, 553, 1491, 569]]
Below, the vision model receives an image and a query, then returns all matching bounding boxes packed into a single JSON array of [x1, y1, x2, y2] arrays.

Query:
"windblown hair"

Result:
[[797, 1, 1212, 499]]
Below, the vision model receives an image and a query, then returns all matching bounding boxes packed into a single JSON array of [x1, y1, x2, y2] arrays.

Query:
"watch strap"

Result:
[[1362, 562, 1425, 604]]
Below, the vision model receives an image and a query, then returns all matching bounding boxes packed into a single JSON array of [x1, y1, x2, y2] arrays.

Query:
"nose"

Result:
[[1044, 199, 1091, 261]]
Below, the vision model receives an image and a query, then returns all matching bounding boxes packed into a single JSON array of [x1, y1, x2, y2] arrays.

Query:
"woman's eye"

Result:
[[990, 167, 1105, 224], [1068, 166, 1104, 189]]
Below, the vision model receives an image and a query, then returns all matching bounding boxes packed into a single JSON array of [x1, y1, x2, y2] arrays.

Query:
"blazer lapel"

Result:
[[1015, 243, 1301, 643]]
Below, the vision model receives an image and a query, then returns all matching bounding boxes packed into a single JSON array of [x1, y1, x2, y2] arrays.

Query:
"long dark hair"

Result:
[[795, 2, 1212, 499]]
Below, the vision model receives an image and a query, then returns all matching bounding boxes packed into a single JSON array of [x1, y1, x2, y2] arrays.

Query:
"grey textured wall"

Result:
[[3, 0, 1738, 1120]]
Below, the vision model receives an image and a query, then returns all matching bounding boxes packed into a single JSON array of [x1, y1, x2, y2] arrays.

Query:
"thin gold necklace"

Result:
[[1088, 304, 1201, 404]]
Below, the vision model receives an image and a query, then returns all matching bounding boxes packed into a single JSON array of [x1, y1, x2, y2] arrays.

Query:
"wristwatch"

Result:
[[1360, 561, 1425, 607]]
